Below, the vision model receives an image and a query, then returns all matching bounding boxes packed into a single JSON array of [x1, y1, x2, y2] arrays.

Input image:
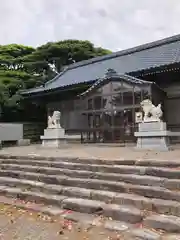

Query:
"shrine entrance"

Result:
[[81, 108, 136, 143], [78, 70, 165, 144]]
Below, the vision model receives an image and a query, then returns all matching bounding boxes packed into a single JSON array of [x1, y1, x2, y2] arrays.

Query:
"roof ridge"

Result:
[[45, 66, 69, 86], [79, 71, 153, 97], [20, 85, 44, 94], [122, 73, 153, 83], [67, 33, 180, 70]]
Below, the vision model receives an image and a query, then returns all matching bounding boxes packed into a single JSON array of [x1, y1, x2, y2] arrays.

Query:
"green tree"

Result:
[[0, 40, 112, 121], [24, 40, 111, 73]]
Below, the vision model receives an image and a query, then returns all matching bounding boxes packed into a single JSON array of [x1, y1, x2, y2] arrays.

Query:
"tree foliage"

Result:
[[0, 40, 111, 121]]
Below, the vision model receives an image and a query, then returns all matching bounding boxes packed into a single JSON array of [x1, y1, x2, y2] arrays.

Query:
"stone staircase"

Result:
[[0, 155, 180, 239]]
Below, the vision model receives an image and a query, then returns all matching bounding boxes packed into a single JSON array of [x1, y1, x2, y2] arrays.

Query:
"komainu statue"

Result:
[[140, 99, 163, 122], [47, 111, 61, 128]]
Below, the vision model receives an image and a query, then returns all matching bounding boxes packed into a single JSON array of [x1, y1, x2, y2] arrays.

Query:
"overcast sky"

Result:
[[0, 0, 180, 51]]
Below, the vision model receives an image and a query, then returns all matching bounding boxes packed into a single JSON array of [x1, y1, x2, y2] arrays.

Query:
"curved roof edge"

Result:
[[79, 68, 153, 97]]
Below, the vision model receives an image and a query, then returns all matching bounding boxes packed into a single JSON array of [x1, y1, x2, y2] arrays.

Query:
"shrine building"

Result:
[[22, 34, 180, 143]]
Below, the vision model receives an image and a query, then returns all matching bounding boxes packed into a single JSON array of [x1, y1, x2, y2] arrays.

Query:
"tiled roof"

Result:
[[23, 34, 180, 95]]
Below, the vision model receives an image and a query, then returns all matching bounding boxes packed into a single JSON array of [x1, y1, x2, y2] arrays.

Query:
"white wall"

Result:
[[0, 123, 23, 141]]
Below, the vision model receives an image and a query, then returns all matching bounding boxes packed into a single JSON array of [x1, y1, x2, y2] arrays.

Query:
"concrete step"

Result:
[[0, 175, 180, 217], [0, 185, 143, 224], [1, 154, 180, 168], [2, 164, 180, 189], [1, 160, 180, 179]]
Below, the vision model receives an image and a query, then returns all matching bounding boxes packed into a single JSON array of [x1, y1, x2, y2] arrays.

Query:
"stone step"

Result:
[[62, 198, 143, 223], [0, 155, 135, 166], [0, 194, 164, 238], [1, 160, 180, 179], [0, 159, 148, 174], [0, 184, 180, 234], [0, 194, 129, 232], [144, 214, 180, 233], [122, 228, 180, 240], [0, 171, 179, 198], [1, 154, 180, 168], [121, 228, 162, 240], [0, 171, 180, 202], [2, 164, 180, 189], [0, 185, 143, 224], [1, 195, 180, 239], [0, 175, 180, 217]]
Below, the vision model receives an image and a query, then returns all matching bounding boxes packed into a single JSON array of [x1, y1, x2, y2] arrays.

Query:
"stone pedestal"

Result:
[[134, 122, 170, 151], [40, 128, 67, 148]]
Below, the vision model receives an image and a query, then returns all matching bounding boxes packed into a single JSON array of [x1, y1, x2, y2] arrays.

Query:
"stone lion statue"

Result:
[[140, 99, 163, 122], [48, 111, 61, 128]]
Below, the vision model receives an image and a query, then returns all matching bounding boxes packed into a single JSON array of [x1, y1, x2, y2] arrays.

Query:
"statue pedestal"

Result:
[[40, 128, 67, 148], [134, 122, 170, 151]]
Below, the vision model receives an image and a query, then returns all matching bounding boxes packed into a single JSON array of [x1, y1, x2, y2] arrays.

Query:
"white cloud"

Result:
[[0, 0, 180, 51]]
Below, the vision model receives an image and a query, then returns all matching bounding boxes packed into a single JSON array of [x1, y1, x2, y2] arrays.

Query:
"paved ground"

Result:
[[1, 143, 180, 160]]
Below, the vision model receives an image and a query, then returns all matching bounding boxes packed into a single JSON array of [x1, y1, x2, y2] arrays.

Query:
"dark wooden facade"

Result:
[[22, 35, 180, 143]]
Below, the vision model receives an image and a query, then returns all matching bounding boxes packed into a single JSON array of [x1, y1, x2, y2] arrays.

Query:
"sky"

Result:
[[0, 0, 180, 51]]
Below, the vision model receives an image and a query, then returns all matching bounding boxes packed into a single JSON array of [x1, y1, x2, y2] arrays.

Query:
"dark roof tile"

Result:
[[23, 34, 180, 95]]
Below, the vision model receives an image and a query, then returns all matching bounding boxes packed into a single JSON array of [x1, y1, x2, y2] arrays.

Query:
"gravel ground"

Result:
[[0, 203, 123, 240]]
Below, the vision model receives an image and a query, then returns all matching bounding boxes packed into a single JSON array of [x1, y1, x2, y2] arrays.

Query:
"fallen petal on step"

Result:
[[62, 219, 73, 230], [68, 224, 72, 231], [135, 223, 143, 228], [62, 210, 73, 215]]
